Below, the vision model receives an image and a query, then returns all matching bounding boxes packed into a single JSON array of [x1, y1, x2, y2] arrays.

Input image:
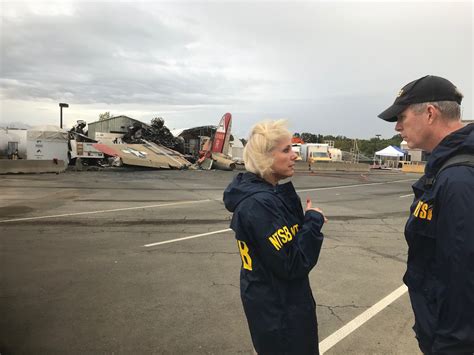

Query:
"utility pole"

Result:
[[350, 139, 359, 163]]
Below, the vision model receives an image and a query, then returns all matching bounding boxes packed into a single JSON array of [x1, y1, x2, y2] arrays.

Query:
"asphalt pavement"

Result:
[[0, 167, 423, 354]]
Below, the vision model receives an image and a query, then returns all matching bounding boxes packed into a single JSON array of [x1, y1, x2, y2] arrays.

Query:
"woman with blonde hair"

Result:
[[223, 119, 327, 354]]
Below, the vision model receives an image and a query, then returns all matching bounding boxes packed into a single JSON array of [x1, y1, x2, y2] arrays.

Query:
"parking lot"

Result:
[[1, 168, 422, 354]]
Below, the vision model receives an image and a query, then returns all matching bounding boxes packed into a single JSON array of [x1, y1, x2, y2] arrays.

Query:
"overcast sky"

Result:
[[1, 0, 472, 139]]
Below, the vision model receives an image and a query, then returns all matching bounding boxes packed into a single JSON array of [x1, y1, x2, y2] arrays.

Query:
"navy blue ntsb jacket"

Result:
[[223, 172, 324, 355], [404, 123, 474, 354]]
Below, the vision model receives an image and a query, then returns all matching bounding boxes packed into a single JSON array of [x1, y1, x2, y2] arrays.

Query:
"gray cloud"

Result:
[[1, 1, 472, 138], [1, 2, 258, 104]]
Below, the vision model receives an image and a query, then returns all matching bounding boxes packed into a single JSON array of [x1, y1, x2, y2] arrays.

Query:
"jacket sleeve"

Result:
[[238, 195, 325, 280], [432, 168, 474, 353]]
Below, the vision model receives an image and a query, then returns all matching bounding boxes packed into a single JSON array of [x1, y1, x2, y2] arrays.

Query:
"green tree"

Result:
[[300, 132, 322, 143], [293, 131, 403, 159], [99, 112, 111, 121]]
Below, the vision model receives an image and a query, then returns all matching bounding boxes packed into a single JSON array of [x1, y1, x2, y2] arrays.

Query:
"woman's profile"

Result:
[[223, 119, 327, 355]]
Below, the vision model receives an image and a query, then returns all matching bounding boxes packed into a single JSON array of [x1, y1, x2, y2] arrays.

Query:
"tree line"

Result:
[[295, 132, 402, 158]]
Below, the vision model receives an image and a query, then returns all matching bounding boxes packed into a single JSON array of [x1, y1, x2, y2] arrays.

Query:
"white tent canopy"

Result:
[[375, 145, 405, 157]]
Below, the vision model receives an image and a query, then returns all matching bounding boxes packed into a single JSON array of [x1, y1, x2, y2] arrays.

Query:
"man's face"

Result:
[[395, 106, 431, 151]]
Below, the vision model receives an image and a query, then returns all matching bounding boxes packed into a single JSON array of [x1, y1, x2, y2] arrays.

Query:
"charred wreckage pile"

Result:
[[68, 114, 236, 171], [122, 118, 182, 151]]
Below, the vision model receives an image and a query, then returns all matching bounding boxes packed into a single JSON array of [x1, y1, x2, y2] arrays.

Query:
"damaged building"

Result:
[[171, 126, 216, 158], [88, 116, 181, 151], [87, 115, 147, 143], [83, 115, 191, 169]]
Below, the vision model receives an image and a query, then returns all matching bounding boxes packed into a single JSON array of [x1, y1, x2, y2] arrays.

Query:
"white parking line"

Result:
[[399, 193, 414, 198], [1, 179, 416, 225], [0, 199, 212, 223], [297, 179, 417, 193], [142, 178, 416, 247], [319, 284, 409, 354], [144, 228, 232, 247]]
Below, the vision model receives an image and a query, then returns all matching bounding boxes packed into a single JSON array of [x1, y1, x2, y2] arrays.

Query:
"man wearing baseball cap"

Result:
[[378, 75, 474, 354]]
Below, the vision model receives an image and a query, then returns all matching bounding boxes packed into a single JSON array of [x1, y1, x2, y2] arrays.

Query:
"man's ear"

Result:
[[426, 104, 438, 124]]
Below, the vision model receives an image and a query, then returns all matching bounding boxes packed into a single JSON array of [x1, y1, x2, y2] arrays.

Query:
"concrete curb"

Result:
[[0, 159, 67, 174]]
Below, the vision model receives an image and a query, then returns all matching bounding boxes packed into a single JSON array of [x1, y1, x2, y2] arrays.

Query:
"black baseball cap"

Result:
[[378, 75, 463, 122]]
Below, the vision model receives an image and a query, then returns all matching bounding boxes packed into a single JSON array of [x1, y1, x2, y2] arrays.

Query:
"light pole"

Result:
[[375, 134, 381, 165], [375, 134, 382, 150], [59, 103, 69, 129]]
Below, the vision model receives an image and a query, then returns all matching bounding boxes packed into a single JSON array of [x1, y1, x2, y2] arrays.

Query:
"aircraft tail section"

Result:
[[211, 113, 232, 155]]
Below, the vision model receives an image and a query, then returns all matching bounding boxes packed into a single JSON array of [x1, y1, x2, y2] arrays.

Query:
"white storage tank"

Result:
[[0, 128, 28, 158], [27, 125, 68, 162]]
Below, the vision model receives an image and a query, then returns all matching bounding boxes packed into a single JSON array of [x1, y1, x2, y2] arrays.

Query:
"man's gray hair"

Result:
[[410, 101, 461, 120]]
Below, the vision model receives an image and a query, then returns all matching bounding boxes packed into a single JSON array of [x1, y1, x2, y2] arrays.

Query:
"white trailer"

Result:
[[67, 121, 104, 164], [291, 144, 303, 161], [69, 139, 104, 161], [27, 126, 68, 162], [329, 147, 342, 161], [300, 143, 330, 163]]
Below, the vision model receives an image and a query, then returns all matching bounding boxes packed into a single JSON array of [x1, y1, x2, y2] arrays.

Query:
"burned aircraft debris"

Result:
[[195, 113, 236, 171], [122, 118, 183, 151], [92, 141, 191, 170]]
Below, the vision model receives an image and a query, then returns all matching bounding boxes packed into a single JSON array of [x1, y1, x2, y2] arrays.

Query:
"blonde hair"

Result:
[[243, 119, 291, 179]]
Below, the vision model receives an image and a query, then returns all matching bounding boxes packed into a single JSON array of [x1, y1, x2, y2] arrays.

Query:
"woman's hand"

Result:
[[306, 198, 328, 223]]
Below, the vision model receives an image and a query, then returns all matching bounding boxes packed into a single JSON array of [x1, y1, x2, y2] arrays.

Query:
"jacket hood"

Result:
[[223, 172, 275, 212], [425, 123, 474, 177]]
